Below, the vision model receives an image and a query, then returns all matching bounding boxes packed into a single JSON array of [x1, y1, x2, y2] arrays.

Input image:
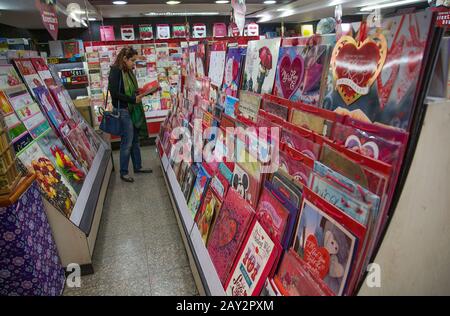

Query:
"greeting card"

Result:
[[172, 24, 187, 39], [242, 39, 281, 95], [195, 186, 223, 245], [289, 108, 331, 136], [30, 57, 56, 87], [187, 165, 211, 219], [281, 128, 321, 160], [274, 249, 335, 296], [274, 45, 330, 105], [293, 192, 357, 296], [36, 128, 85, 194], [322, 11, 433, 130], [208, 42, 227, 87], [182, 164, 198, 200], [255, 181, 291, 245], [18, 141, 77, 218], [120, 25, 135, 41], [271, 171, 303, 208], [49, 86, 79, 121], [237, 91, 261, 122], [0, 65, 21, 90], [223, 95, 239, 119], [231, 160, 262, 209], [33, 85, 65, 130], [213, 23, 227, 38], [278, 149, 313, 188], [100, 26, 115, 41], [193, 24, 207, 38], [207, 188, 255, 285], [222, 47, 246, 98], [225, 220, 281, 296], [139, 24, 153, 40], [261, 99, 289, 121], [60, 123, 96, 171], [13, 59, 45, 97]]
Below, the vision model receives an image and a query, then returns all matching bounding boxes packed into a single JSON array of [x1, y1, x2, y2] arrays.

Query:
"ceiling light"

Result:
[[166, 1, 181, 4], [360, 0, 426, 11], [88, 17, 96, 21], [112, 1, 127, 5], [215, 0, 229, 3], [144, 12, 219, 16], [276, 8, 288, 12], [264, 1, 277, 4]]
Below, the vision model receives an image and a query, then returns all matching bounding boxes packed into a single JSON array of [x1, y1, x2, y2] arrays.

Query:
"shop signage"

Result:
[[35, 0, 58, 40]]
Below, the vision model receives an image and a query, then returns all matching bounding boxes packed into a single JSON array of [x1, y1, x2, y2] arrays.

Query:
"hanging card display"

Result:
[[0, 65, 21, 90], [274, 45, 330, 106], [100, 26, 115, 41], [120, 25, 135, 41], [246, 22, 259, 36], [18, 141, 77, 218], [139, 24, 153, 40], [222, 47, 246, 98], [293, 191, 357, 296], [225, 220, 281, 296], [33, 86, 65, 130], [157, 24, 171, 39], [213, 23, 227, 38], [172, 24, 187, 38], [193, 24, 207, 38], [243, 39, 281, 94], [323, 11, 433, 130], [237, 91, 261, 122], [207, 188, 255, 285], [208, 42, 227, 87]]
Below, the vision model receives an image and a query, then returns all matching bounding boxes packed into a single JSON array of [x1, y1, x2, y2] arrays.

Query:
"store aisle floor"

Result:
[[64, 145, 198, 296]]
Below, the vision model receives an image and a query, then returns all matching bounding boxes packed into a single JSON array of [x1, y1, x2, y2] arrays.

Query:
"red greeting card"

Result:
[[278, 147, 314, 188], [225, 219, 282, 296], [207, 188, 255, 286]]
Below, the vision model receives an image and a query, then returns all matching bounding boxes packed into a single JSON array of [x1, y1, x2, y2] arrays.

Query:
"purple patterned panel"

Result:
[[0, 181, 65, 296]]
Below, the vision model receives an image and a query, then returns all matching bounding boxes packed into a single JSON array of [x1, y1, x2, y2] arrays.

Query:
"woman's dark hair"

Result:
[[112, 46, 138, 70]]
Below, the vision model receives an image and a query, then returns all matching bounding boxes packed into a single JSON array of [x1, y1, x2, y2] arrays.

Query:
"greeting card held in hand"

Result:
[[207, 188, 255, 286], [225, 220, 282, 296], [242, 39, 281, 95]]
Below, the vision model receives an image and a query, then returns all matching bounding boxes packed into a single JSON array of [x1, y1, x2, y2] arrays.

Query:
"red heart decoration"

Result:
[[303, 235, 330, 279], [332, 35, 387, 105], [277, 54, 304, 100]]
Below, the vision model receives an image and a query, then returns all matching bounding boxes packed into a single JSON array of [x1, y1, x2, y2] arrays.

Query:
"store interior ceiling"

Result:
[[0, 0, 429, 30]]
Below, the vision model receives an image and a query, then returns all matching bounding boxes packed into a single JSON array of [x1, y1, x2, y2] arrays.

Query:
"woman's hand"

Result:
[[136, 94, 145, 103]]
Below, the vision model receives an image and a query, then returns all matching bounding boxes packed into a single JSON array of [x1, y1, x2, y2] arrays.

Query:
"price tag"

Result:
[[48, 57, 59, 64]]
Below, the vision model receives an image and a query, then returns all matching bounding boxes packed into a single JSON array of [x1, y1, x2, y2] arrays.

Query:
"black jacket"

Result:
[[108, 66, 136, 109]]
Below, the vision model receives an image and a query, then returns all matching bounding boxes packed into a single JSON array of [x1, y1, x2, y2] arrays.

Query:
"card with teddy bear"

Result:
[[293, 188, 363, 296]]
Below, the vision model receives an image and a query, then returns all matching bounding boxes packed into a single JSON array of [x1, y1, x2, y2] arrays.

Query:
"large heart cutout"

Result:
[[278, 54, 304, 100], [331, 34, 387, 105], [303, 234, 330, 279]]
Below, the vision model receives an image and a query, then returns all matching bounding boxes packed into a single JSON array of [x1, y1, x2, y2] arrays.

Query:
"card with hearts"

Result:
[[225, 219, 282, 296], [222, 47, 246, 99], [293, 190, 358, 296], [207, 188, 255, 286], [242, 38, 281, 95], [0, 64, 21, 90], [274, 45, 330, 106], [30, 57, 56, 88], [322, 11, 433, 130], [278, 148, 313, 188], [281, 128, 321, 160]]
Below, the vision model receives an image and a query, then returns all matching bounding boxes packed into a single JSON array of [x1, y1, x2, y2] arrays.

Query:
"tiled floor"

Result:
[[63, 145, 198, 296]]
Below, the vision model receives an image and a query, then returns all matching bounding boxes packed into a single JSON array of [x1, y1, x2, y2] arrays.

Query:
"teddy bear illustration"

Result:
[[324, 230, 344, 279]]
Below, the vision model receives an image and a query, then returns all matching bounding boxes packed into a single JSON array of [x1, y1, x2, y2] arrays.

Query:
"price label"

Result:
[[48, 57, 59, 64]]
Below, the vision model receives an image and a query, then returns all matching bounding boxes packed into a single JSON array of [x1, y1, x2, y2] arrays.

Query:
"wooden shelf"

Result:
[[0, 173, 35, 207]]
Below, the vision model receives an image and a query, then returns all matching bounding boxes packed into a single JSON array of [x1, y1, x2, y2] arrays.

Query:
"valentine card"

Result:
[[261, 98, 289, 121], [208, 42, 227, 88], [237, 91, 262, 122], [213, 23, 227, 38], [222, 47, 246, 98], [33, 86, 65, 130], [139, 24, 153, 40], [271, 171, 303, 209], [274, 249, 335, 296], [177, 161, 190, 186], [18, 141, 78, 219], [224, 95, 239, 119], [207, 188, 255, 286], [59, 123, 96, 171], [187, 164, 212, 219], [274, 45, 330, 106], [0, 64, 21, 90], [13, 59, 45, 97], [289, 108, 332, 136], [225, 219, 282, 296], [278, 148, 313, 188], [323, 11, 433, 130], [30, 57, 56, 88], [196, 44, 207, 78], [49, 86, 79, 121], [193, 24, 206, 38], [195, 186, 223, 245], [156, 24, 171, 40], [293, 192, 357, 296], [242, 38, 281, 95], [231, 162, 261, 209], [281, 128, 321, 160], [218, 162, 234, 185]]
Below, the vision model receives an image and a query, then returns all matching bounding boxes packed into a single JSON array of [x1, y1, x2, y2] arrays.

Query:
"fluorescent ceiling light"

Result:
[[112, 1, 127, 5], [276, 8, 288, 12], [264, 1, 277, 4], [88, 17, 96, 21], [166, 1, 181, 4], [258, 14, 272, 23], [280, 9, 294, 18], [360, 0, 426, 11], [144, 12, 219, 16], [215, 0, 230, 3]]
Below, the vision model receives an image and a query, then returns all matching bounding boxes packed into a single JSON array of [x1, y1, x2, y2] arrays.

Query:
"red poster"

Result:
[[35, 0, 58, 40], [100, 26, 115, 41]]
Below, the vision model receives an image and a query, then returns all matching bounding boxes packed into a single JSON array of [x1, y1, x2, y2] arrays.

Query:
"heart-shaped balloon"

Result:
[[331, 34, 387, 105], [303, 234, 330, 279], [277, 54, 304, 100]]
